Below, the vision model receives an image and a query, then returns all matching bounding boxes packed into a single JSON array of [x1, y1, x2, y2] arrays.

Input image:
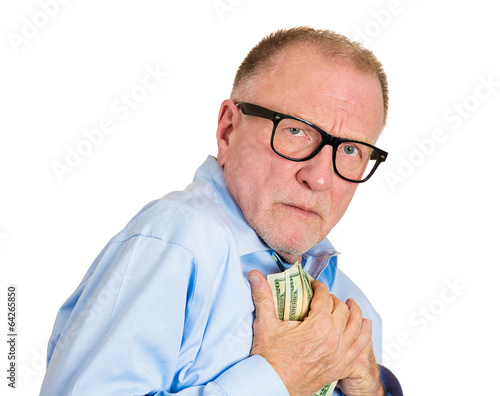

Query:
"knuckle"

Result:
[[313, 314, 333, 338], [336, 299, 349, 314], [349, 299, 362, 314]]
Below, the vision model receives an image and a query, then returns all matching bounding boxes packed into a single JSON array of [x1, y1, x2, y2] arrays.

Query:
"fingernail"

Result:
[[248, 272, 261, 287]]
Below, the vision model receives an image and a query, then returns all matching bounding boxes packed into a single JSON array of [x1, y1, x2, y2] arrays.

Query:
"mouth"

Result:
[[281, 203, 320, 218]]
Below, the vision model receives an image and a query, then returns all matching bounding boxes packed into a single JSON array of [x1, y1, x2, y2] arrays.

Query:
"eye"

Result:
[[343, 144, 359, 156], [288, 128, 305, 136]]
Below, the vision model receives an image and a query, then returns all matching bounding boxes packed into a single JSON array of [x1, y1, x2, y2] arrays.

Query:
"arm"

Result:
[[40, 236, 288, 396]]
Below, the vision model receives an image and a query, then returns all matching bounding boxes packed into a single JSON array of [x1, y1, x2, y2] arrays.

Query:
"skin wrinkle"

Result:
[[307, 104, 375, 148], [278, 103, 366, 147], [275, 83, 377, 145]]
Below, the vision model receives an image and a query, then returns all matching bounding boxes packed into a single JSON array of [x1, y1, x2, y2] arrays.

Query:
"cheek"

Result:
[[224, 149, 270, 214]]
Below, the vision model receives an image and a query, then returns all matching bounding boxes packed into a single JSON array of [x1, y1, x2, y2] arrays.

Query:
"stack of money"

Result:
[[267, 263, 338, 396]]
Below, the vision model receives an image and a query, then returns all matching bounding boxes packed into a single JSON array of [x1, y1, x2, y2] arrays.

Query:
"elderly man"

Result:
[[40, 27, 400, 396]]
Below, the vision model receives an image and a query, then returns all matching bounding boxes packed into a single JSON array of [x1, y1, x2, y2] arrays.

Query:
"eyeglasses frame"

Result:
[[236, 102, 388, 183]]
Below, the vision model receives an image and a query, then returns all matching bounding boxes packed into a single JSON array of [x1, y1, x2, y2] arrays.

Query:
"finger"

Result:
[[309, 280, 334, 314], [329, 294, 350, 333], [342, 298, 364, 347], [345, 318, 373, 363], [248, 270, 278, 322]]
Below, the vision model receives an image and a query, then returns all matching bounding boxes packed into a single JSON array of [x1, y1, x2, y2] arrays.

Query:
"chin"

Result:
[[258, 227, 322, 261], [249, 210, 328, 256]]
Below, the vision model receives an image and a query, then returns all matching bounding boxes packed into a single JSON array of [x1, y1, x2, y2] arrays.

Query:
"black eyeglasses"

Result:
[[236, 102, 388, 183]]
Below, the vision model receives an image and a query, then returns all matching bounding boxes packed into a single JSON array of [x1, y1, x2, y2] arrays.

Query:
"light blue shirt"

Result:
[[40, 156, 382, 396]]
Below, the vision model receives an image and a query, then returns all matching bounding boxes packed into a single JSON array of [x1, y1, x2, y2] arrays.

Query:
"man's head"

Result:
[[231, 27, 388, 126], [216, 27, 388, 263]]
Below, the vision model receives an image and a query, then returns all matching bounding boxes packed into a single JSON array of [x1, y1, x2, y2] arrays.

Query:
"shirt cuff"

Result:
[[379, 365, 403, 396], [214, 355, 289, 396]]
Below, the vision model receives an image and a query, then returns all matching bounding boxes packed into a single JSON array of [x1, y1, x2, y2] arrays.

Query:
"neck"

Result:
[[276, 250, 302, 265]]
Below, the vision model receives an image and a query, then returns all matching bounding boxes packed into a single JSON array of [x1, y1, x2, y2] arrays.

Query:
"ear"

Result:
[[216, 100, 240, 167]]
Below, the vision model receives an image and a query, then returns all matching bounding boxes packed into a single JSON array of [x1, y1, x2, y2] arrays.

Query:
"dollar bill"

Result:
[[284, 264, 304, 321], [297, 264, 313, 321], [267, 271, 286, 320], [315, 383, 335, 396], [267, 262, 337, 396]]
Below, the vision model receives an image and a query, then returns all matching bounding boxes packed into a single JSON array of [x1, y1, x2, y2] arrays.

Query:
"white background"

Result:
[[2, 1, 499, 395]]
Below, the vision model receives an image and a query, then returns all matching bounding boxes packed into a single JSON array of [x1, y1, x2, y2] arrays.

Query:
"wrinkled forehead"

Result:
[[249, 47, 385, 142]]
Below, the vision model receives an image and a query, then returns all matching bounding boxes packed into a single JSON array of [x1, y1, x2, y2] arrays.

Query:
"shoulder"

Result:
[[114, 182, 234, 252], [102, 181, 239, 285]]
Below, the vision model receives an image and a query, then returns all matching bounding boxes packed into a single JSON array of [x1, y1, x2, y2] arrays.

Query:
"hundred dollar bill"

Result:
[[267, 263, 337, 396]]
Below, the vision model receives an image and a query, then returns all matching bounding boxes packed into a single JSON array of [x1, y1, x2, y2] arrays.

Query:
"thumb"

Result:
[[248, 270, 278, 322]]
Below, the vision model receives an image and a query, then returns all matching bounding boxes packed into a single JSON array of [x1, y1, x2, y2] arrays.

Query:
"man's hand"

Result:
[[248, 270, 384, 396], [337, 335, 385, 396]]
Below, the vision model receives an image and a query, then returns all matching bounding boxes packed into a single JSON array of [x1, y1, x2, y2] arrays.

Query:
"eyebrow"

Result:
[[288, 110, 374, 146], [336, 134, 374, 145]]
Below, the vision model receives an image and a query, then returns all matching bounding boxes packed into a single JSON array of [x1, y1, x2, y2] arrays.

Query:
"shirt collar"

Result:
[[193, 156, 339, 274], [302, 239, 339, 279]]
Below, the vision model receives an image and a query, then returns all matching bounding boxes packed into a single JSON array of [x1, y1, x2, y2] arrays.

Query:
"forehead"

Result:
[[250, 45, 385, 142]]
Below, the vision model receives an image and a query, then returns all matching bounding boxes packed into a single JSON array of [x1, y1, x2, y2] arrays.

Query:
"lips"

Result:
[[281, 203, 320, 218]]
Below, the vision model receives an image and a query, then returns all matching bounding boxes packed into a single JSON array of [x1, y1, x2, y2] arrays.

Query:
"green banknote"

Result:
[[267, 272, 286, 320]]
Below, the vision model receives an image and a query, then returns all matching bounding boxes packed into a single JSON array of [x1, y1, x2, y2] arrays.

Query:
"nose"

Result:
[[296, 146, 335, 191]]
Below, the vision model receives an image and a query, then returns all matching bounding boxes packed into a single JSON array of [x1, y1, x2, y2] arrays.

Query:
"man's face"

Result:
[[216, 46, 385, 263]]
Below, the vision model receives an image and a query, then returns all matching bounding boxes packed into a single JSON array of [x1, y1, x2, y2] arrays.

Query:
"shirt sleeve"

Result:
[[141, 355, 288, 396], [40, 235, 289, 396], [379, 365, 403, 396]]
